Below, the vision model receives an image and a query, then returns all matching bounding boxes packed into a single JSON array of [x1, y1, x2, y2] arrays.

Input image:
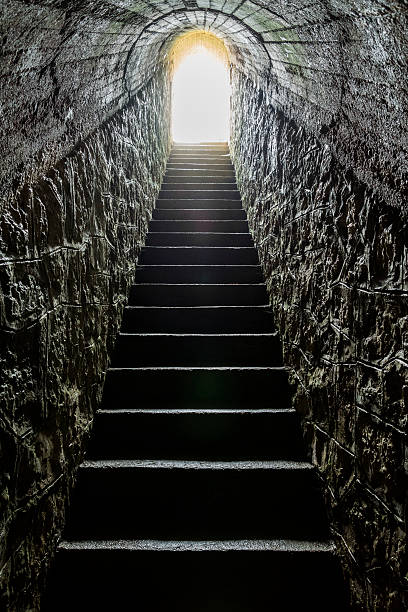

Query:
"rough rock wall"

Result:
[[230, 70, 407, 611], [0, 70, 171, 611]]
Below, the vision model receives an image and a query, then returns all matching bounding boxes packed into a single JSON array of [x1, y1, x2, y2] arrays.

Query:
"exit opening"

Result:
[[170, 31, 231, 143]]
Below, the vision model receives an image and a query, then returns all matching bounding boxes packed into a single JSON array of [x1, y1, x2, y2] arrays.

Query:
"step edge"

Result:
[[150, 220, 246, 222], [80, 459, 313, 470], [58, 539, 335, 553], [136, 265, 262, 269], [151, 221, 245, 224], [161, 182, 237, 185], [131, 286, 266, 289], [123, 305, 272, 310], [97, 408, 295, 415], [156, 199, 242, 202], [107, 366, 288, 372], [141, 247, 254, 250], [116, 333, 278, 338], [147, 232, 252, 235]]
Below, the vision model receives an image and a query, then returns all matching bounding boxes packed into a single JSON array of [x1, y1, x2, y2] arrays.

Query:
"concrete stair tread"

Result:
[[87, 407, 304, 460], [139, 247, 258, 265], [96, 407, 295, 414], [136, 263, 260, 265], [80, 458, 312, 470], [128, 283, 269, 305], [133, 265, 263, 284], [165, 166, 234, 171], [146, 231, 252, 235], [152, 209, 245, 219], [160, 182, 236, 187], [149, 221, 248, 232], [163, 176, 236, 182], [141, 246, 255, 251], [142, 245, 253, 248], [167, 155, 231, 158], [102, 367, 289, 409], [107, 366, 288, 371], [58, 538, 335, 552], [158, 193, 240, 201], [165, 171, 236, 178], [123, 304, 272, 310], [131, 282, 267, 286], [121, 305, 275, 333], [116, 332, 277, 336], [44, 545, 346, 611], [63, 456, 329, 541], [146, 233, 253, 246], [157, 199, 242, 208], [111, 333, 282, 367]]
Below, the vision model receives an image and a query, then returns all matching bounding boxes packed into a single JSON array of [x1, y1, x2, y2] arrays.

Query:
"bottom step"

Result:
[[42, 540, 347, 611]]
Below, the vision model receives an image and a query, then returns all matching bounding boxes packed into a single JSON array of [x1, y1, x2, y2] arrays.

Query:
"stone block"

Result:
[[356, 406, 406, 517], [32, 173, 65, 256], [0, 186, 33, 261], [382, 359, 408, 431], [356, 361, 383, 416]]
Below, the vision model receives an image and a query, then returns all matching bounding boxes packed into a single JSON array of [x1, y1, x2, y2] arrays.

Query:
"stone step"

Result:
[[146, 232, 253, 247], [170, 149, 230, 153], [139, 246, 258, 265], [102, 367, 289, 409], [158, 189, 240, 200], [166, 168, 235, 177], [168, 149, 231, 161], [87, 408, 303, 460], [121, 305, 275, 334], [173, 141, 229, 145], [167, 160, 233, 168], [134, 265, 263, 284], [166, 163, 234, 171], [157, 199, 242, 209], [172, 144, 229, 152], [152, 208, 246, 220], [160, 183, 238, 193], [149, 220, 248, 232], [111, 333, 282, 367], [64, 459, 328, 541], [43, 541, 344, 612], [128, 283, 268, 306], [163, 175, 236, 183]]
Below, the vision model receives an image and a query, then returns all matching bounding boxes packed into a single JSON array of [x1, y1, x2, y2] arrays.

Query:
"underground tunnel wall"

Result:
[[230, 67, 408, 610], [0, 69, 171, 610]]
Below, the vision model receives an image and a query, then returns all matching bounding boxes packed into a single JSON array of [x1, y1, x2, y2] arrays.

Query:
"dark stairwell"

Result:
[[42, 143, 346, 610], [2, 4, 408, 611]]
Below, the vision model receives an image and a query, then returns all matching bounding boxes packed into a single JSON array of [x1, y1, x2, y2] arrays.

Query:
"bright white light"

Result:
[[172, 48, 230, 143]]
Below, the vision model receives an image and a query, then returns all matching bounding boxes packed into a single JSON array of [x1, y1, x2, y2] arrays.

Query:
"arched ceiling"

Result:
[[1, 0, 309, 194], [2, 0, 407, 201], [123, 7, 272, 91]]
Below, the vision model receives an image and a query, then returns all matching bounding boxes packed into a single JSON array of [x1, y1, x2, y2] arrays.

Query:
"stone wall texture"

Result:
[[0, 69, 171, 611], [2, 1, 408, 610], [230, 65, 408, 611]]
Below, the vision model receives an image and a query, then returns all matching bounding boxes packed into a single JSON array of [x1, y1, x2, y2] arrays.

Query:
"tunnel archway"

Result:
[[1, 3, 408, 610]]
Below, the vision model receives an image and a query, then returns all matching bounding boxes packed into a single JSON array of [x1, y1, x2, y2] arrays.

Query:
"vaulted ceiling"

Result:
[[2, 1, 407, 202]]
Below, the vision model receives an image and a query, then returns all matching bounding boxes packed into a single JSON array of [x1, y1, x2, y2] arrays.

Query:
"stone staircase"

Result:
[[43, 143, 346, 611]]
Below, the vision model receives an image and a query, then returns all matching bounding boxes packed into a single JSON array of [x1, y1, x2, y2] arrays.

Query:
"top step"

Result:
[[168, 152, 232, 161], [173, 142, 229, 148], [171, 147, 229, 155]]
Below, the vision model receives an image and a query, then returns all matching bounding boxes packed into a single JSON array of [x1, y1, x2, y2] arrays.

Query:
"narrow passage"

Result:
[[43, 143, 346, 611]]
